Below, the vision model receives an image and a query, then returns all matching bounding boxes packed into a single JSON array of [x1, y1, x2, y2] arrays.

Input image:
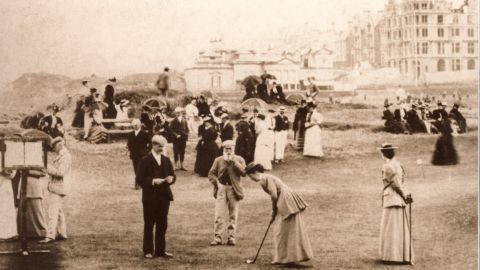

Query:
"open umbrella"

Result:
[[144, 97, 167, 109], [286, 93, 305, 105], [260, 73, 277, 81], [241, 75, 262, 87], [241, 98, 268, 109]]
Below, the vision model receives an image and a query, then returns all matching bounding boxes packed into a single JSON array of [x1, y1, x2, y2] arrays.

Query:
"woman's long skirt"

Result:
[[432, 134, 458, 165], [303, 126, 323, 157], [254, 134, 272, 170], [379, 206, 414, 263], [0, 179, 17, 239], [272, 212, 313, 264]]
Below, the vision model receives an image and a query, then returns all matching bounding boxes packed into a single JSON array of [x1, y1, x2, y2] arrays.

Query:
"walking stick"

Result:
[[245, 220, 273, 264], [409, 203, 413, 265]]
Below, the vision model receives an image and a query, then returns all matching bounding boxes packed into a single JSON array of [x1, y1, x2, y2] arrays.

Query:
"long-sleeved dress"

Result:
[[194, 126, 220, 177], [258, 173, 313, 264], [303, 110, 324, 157], [380, 158, 413, 263], [254, 120, 272, 170], [0, 174, 17, 239]]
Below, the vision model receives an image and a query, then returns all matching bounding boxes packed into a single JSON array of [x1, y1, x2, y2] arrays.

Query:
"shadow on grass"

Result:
[[0, 241, 63, 270]]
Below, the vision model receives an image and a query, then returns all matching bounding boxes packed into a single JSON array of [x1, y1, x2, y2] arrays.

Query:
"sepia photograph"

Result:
[[0, 0, 478, 269]]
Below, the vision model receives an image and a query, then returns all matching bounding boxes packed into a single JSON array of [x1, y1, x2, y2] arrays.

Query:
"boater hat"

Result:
[[245, 162, 262, 174], [377, 143, 398, 150]]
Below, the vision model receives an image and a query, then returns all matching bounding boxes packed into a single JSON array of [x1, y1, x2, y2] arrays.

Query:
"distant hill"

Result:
[[121, 71, 186, 91]]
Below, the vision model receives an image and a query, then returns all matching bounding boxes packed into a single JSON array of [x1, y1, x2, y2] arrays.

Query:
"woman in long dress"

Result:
[[86, 108, 107, 143], [245, 162, 313, 265], [194, 119, 220, 177], [303, 103, 324, 157], [432, 119, 458, 165], [0, 170, 17, 240], [254, 114, 272, 170], [266, 109, 276, 162], [378, 143, 414, 264]]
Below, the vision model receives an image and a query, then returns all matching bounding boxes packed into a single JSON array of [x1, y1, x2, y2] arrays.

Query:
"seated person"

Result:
[[430, 101, 450, 133], [449, 103, 467, 133], [405, 103, 427, 133], [39, 105, 64, 138], [243, 85, 257, 101], [114, 99, 131, 129], [85, 110, 107, 143], [382, 103, 406, 134], [269, 82, 288, 104]]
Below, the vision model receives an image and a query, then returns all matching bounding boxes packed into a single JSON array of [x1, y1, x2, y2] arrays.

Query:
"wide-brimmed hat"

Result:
[[50, 137, 65, 148], [174, 107, 184, 113], [384, 102, 393, 108], [108, 77, 117, 83], [240, 113, 248, 119], [245, 162, 262, 174], [268, 108, 276, 113], [120, 99, 130, 106], [377, 143, 398, 150], [222, 140, 235, 148], [279, 106, 286, 111], [220, 113, 229, 119], [202, 116, 212, 122]]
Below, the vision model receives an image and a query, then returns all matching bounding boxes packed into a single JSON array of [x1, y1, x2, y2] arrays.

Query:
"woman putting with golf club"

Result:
[[244, 162, 313, 266]]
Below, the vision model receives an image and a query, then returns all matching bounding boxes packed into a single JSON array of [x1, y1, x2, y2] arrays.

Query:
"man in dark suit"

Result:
[[136, 135, 176, 259], [156, 67, 171, 96], [127, 119, 151, 190], [405, 103, 427, 133], [140, 105, 156, 137], [40, 105, 64, 138], [219, 113, 234, 142], [293, 100, 308, 150], [169, 107, 189, 170]]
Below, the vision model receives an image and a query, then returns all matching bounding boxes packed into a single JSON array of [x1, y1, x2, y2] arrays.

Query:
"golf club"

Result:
[[245, 220, 273, 264]]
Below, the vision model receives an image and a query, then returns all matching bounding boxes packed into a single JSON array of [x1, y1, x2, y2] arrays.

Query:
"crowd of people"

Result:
[[382, 96, 464, 166]]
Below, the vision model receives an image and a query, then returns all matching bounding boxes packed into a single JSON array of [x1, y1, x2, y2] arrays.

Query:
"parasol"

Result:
[[241, 98, 268, 109], [143, 98, 168, 109], [241, 75, 262, 88], [286, 93, 305, 105], [260, 73, 277, 81]]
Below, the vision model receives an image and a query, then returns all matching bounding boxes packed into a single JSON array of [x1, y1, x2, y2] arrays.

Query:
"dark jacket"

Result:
[[169, 117, 189, 142], [293, 107, 308, 132], [140, 113, 155, 135], [220, 122, 234, 142], [197, 102, 210, 117], [127, 130, 151, 159], [136, 153, 176, 202], [274, 115, 289, 131]]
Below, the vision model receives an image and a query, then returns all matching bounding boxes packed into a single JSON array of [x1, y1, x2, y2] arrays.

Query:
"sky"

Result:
[[0, 0, 464, 82]]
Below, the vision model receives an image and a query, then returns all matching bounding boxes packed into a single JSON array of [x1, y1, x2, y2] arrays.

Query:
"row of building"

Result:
[[185, 0, 478, 92]]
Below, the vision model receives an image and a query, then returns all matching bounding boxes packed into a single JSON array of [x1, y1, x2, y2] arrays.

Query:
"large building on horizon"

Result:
[[376, 0, 478, 81]]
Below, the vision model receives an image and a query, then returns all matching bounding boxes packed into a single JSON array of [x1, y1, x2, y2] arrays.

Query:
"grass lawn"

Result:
[[0, 104, 477, 269]]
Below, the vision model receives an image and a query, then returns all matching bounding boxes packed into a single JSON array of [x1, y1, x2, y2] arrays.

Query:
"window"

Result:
[[303, 59, 309, 68], [468, 28, 474, 37], [452, 59, 461, 71], [422, 42, 428, 54], [416, 28, 420, 37], [437, 42, 445, 54], [422, 28, 428, 37], [453, 15, 459, 24], [467, 60, 475, 70], [421, 15, 428, 23], [452, 43, 461, 53], [468, 42, 475, 54], [421, 3, 427, 9], [416, 43, 421, 54], [283, 84, 288, 90], [438, 28, 444, 37], [414, 3, 419, 10], [290, 84, 295, 90], [387, 31, 391, 39], [437, 15, 443, 24], [437, 59, 445, 72], [415, 15, 419, 24]]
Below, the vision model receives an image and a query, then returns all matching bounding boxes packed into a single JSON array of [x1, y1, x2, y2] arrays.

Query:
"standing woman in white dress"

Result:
[[254, 114, 272, 170], [265, 109, 276, 163], [303, 102, 324, 158], [0, 170, 18, 240]]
